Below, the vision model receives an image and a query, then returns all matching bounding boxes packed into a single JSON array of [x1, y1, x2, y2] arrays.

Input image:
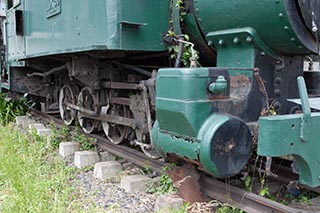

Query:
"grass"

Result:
[[0, 124, 84, 213]]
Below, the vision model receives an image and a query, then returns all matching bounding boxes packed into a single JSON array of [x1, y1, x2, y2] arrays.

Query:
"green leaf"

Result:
[[259, 187, 270, 197]]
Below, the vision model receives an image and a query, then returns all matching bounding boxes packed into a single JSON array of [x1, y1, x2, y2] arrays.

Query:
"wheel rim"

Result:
[[77, 87, 98, 134], [59, 84, 77, 126], [102, 105, 128, 144]]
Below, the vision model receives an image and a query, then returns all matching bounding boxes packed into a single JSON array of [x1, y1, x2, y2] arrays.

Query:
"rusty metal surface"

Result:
[[168, 164, 205, 203], [111, 97, 131, 106], [102, 82, 143, 90], [65, 102, 137, 128], [29, 108, 306, 213]]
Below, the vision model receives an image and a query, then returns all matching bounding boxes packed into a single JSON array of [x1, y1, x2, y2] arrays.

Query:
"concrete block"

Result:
[[28, 123, 45, 131], [94, 161, 123, 180], [154, 194, 185, 213], [99, 151, 116, 162], [120, 175, 151, 193], [74, 151, 100, 168], [309, 196, 320, 212], [37, 128, 52, 137], [59, 142, 80, 158], [16, 116, 36, 129]]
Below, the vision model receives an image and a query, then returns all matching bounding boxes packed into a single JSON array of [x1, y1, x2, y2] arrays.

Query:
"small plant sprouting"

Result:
[[49, 122, 70, 150], [147, 173, 177, 195], [141, 165, 152, 175], [159, 173, 176, 194], [259, 186, 271, 198], [166, 31, 201, 68], [71, 124, 95, 150], [216, 204, 243, 213], [245, 175, 252, 192]]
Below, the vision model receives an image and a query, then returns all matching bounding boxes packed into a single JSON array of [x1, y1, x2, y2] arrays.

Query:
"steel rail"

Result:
[[201, 176, 300, 213], [29, 108, 304, 213]]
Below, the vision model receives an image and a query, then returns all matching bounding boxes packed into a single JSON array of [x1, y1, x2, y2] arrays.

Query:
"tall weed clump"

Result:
[[0, 93, 31, 125]]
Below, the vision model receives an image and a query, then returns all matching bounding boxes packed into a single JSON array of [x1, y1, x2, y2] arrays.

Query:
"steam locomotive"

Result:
[[1, 0, 320, 187]]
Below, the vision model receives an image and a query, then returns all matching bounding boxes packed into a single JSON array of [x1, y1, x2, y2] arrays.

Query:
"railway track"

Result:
[[29, 108, 309, 213]]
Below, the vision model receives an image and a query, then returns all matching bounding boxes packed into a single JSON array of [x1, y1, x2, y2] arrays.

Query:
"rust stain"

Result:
[[230, 75, 251, 89], [207, 95, 229, 100], [168, 164, 205, 203]]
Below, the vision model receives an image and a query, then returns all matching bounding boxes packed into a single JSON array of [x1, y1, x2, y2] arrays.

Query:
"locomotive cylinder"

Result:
[[193, 0, 319, 55], [152, 68, 252, 178]]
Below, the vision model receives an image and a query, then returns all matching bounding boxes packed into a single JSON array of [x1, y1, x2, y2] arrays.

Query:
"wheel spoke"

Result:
[[59, 84, 77, 126], [102, 104, 128, 144], [77, 87, 97, 134]]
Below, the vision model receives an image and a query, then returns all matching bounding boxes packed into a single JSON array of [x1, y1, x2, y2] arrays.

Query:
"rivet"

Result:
[[198, 18, 202, 22], [260, 51, 266, 56], [208, 40, 213, 46], [291, 38, 296, 42], [284, 26, 289, 30], [279, 13, 283, 18], [275, 89, 281, 97], [275, 77, 282, 84], [196, 8, 199, 12], [274, 102, 281, 109], [275, 0, 280, 3], [218, 39, 225, 46], [233, 37, 240, 44], [246, 36, 253, 43]]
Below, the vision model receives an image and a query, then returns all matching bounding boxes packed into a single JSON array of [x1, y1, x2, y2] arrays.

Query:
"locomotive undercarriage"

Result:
[[11, 53, 165, 158]]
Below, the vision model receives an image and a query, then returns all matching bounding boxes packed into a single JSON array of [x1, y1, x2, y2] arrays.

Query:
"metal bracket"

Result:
[[258, 76, 320, 187], [206, 27, 279, 60], [119, 21, 147, 28]]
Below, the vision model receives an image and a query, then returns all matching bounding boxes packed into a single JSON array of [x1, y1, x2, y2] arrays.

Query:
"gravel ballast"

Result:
[[67, 156, 158, 213]]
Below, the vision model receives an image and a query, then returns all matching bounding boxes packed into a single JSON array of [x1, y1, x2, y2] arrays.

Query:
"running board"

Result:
[[288, 97, 320, 110]]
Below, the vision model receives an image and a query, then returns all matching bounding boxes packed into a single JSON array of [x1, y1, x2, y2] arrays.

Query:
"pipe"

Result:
[[110, 61, 152, 77], [175, 37, 184, 68], [27, 64, 67, 78]]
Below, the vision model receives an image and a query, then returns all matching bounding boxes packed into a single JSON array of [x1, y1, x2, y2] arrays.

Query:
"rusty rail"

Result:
[[29, 108, 303, 213], [201, 176, 299, 213]]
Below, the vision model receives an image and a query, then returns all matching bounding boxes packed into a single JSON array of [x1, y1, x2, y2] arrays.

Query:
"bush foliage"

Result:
[[0, 93, 30, 125]]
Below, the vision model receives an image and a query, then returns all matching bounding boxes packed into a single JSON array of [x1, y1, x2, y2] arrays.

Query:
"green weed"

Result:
[[216, 204, 243, 213], [71, 124, 95, 150], [147, 173, 177, 195], [0, 93, 30, 125], [49, 121, 95, 151], [281, 190, 317, 205], [49, 122, 70, 149]]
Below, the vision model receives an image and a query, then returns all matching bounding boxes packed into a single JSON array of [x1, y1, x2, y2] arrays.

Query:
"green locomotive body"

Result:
[[7, 0, 168, 63]]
